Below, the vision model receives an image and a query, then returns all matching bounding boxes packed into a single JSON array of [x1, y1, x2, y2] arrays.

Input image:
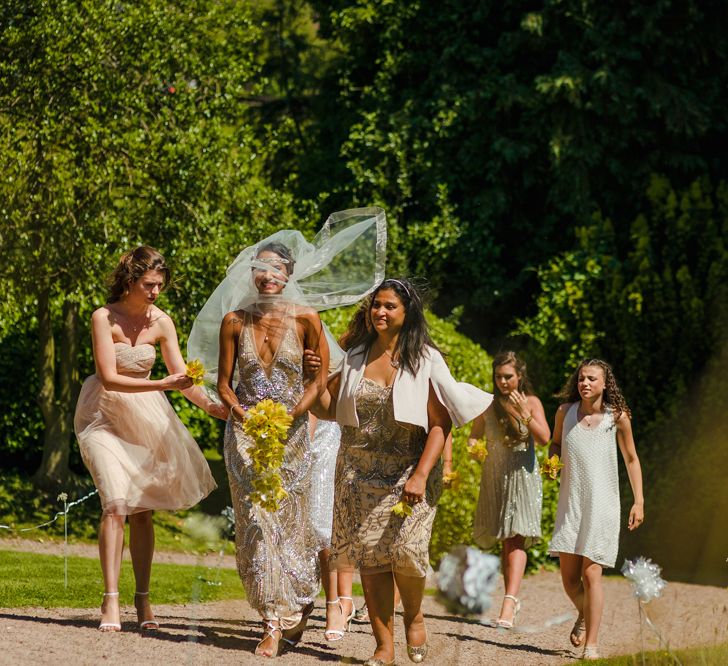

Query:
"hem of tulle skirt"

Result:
[[100, 488, 216, 516]]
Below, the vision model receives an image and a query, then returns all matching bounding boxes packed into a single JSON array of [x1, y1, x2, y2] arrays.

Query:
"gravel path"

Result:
[[2, 539, 727, 665]]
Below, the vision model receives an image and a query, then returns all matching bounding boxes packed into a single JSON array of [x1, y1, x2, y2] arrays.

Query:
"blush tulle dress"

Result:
[[74, 342, 217, 515]]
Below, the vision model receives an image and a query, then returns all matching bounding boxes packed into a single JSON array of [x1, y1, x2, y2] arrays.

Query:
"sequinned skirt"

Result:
[[309, 420, 341, 547], [473, 439, 543, 550], [330, 442, 442, 578], [224, 413, 320, 620]]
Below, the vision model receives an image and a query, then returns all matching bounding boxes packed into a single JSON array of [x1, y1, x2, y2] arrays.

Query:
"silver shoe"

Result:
[[363, 659, 395, 666]]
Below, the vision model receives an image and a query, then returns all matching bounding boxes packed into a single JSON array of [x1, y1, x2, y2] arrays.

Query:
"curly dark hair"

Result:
[[492, 351, 535, 442], [107, 246, 170, 303], [557, 358, 631, 423], [340, 278, 440, 375]]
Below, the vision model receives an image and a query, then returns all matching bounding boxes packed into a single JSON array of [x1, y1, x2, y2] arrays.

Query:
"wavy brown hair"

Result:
[[340, 278, 440, 375], [557, 358, 631, 423], [107, 246, 170, 303], [492, 351, 534, 441]]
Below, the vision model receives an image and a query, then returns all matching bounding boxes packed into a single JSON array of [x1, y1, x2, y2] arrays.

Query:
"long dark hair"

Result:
[[557, 358, 631, 423], [341, 278, 440, 374], [107, 246, 170, 303], [492, 351, 534, 442]]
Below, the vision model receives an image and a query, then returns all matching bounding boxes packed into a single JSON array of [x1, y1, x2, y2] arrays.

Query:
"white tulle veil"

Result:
[[187, 207, 386, 397]]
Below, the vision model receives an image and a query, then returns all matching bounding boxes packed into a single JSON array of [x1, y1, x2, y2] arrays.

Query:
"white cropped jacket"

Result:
[[334, 344, 493, 431]]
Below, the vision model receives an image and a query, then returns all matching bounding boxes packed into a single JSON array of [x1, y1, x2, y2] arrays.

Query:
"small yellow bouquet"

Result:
[[241, 399, 293, 512], [443, 469, 461, 490], [540, 453, 564, 480], [391, 500, 413, 518], [468, 438, 488, 463], [185, 359, 206, 386]]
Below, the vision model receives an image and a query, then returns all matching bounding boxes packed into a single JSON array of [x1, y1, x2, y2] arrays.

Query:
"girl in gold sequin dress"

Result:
[[74, 247, 224, 633]]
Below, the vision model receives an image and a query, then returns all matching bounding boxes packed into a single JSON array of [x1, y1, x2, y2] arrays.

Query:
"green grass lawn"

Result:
[[0, 550, 244, 608], [0, 454, 234, 553], [576, 642, 728, 665]]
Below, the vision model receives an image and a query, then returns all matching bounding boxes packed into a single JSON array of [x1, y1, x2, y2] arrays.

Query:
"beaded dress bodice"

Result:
[[235, 311, 304, 410]]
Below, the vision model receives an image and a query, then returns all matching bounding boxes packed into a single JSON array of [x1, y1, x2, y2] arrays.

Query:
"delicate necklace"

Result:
[[117, 307, 151, 333], [381, 346, 400, 368], [578, 403, 595, 426], [258, 316, 274, 343]]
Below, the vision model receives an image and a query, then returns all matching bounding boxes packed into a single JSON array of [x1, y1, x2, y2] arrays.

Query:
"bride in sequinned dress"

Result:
[[216, 242, 330, 657], [188, 208, 387, 657]]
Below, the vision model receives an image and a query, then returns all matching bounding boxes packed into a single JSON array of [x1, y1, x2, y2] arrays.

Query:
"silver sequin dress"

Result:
[[549, 404, 620, 567], [473, 406, 542, 549], [330, 378, 442, 577], [309, 419, 341, 547], [224, 313, 320, 620]]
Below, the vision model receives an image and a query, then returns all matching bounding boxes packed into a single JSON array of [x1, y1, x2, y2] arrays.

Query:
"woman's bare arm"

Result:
[[402, 382, 452, 502], [217, 312, 244, 421]]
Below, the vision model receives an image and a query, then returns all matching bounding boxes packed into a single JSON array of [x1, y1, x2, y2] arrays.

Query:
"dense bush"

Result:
[[518, 175, 728, 448]]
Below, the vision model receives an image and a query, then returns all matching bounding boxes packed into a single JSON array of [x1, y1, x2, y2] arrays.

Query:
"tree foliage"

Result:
[[255, 0, 728, 338], [517, 175, 728, 444], [0, 0, 309, 484]]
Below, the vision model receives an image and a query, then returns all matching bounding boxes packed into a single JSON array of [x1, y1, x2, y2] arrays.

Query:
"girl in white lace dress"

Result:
[[549, 359, 644, 660]]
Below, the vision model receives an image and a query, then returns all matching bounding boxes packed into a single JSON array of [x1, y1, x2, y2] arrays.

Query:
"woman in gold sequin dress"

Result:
[[74, 246, 223, 633], [313, 278, 492, 666], [468, 351, 550, 629], [217, 242, 330, 657]]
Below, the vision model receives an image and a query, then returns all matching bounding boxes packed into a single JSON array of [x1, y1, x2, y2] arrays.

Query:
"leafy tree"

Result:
[[0, 0, 303, 485], [260, 0, 728, 339], [517, 174, 728, 449]]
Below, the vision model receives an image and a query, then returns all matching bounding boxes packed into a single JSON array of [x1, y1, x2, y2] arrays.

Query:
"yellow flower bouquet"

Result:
[[241, 399, 293, 512], [468, 438, 488, 463], [442, 469, 461, 490], [185, 359, 206, 386], [391, 500, 413, 518], [540, 453, 564, 480]]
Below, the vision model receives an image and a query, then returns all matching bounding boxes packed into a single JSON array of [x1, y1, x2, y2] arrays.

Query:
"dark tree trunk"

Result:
[[32, 292, 79, 488]]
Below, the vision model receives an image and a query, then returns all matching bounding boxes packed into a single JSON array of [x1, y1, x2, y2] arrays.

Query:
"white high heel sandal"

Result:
[[324, 596, 355, 642], [134, 591, 159, 631], [99, 591, 121, 632], [496, 594, 521, 629]]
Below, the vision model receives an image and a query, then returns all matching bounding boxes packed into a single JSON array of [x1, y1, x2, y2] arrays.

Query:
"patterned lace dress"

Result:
[[224, 312, 320, 621], [473, 406, 543, 549], [549, 403, 620, 567], [74, 342, 216, 515], [329, 378, 442, 578]]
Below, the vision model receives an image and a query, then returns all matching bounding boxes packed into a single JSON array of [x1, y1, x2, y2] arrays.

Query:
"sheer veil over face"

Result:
[[187, 207, 387, 398]]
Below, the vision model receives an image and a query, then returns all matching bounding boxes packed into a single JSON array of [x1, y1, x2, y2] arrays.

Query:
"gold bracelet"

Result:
[[521, 414, 533, 426]]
